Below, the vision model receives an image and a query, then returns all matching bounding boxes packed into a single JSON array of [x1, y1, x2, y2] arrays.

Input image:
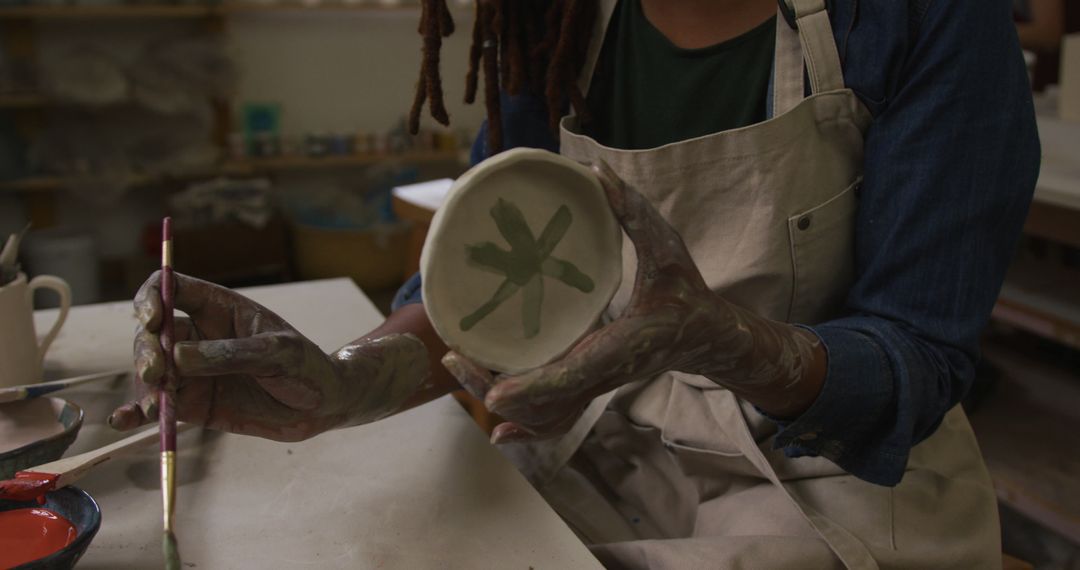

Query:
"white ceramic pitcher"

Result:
[[0, 272, 71, 388]]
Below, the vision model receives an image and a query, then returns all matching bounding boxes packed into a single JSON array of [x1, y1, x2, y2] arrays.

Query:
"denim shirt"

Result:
[[394, 0, 1042, 486]]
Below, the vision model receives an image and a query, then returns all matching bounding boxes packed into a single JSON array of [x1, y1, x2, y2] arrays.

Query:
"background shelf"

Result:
[[0, 2, 451, 19], [221, 150, 461, 173], [971, 339, 1080, 545], [0, 4, 216, 19], [993, 257, 1080, 351], [0, 150, 464, 193], [0, 93, 46, 108]]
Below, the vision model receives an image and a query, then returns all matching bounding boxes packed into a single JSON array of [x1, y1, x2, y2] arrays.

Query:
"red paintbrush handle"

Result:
[[160, 219, 177, 454]]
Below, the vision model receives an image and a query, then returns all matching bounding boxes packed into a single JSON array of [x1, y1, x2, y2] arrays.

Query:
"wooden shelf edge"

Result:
[[222, 150, 460, 172], [0, 175, 66, 192], [992, 295, 1080, 351], [0, 2, 467, 19], [973, 343, 1080, 546], [220, 2, 427, 14], [994, 468, 1080, 544], [0, 151, 463, 193], [0, 4, 216, 19], [0, 93, 47, 108]]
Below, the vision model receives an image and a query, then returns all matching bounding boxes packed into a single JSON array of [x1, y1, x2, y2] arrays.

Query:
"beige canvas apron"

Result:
[[498, 1, 1002, 568]]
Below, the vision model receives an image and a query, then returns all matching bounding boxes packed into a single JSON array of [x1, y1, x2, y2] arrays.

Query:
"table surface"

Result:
[[32, 278, 600, 569], [1034, 109, 1080, 212]]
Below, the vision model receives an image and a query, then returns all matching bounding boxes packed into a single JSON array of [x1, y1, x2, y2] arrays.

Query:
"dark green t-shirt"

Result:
[[585, 0, 777, 150]]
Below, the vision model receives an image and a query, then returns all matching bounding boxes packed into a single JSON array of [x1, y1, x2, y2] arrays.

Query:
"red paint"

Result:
[[0, 508, 78, 567], [0, 472, 58, 502]]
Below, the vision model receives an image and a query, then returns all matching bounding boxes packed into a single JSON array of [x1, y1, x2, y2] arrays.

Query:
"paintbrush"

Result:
[[0, 423, 196, 502], [0, 369, 127, 405], [159, 217, 181, 570]]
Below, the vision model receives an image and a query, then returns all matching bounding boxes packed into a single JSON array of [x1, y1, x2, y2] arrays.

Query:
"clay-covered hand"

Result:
[[443, 161, 824, 444], [109, 272, 429, 441]]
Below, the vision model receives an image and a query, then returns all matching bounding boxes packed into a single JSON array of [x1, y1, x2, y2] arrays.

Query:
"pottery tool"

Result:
[[0, 370, 127, 405], [0, 423, 196, 502], [159, 217, 181, 570]]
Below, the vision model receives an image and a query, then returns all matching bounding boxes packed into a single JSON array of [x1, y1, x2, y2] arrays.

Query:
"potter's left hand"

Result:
[[109, 272, 430, 441], [443, 162, 826, 444]]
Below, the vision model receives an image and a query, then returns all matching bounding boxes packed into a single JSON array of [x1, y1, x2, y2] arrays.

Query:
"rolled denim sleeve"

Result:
[[772, 0, 1041, 486], [390, 271, 424, 312]]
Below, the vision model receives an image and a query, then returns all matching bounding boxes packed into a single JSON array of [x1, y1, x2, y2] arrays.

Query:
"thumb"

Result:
[[174, 332, 301, 377], [588, 160, 701, 292]]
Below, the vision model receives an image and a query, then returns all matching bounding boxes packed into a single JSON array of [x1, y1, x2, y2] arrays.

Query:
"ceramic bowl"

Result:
[[422, 148, 622, 374], [0, 486, 102, 569], [0, 398, 83, 480]]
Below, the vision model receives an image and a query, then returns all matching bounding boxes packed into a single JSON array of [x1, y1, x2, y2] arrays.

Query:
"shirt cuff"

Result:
[[391, 272, 424, 312], [766, 323, 907, 486]]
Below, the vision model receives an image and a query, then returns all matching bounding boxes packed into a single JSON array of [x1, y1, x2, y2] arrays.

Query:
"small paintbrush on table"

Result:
[[159, 217, 181, 570]]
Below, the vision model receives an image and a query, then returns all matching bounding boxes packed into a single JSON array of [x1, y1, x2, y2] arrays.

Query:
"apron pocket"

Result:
[[787, 177, 861, 324]]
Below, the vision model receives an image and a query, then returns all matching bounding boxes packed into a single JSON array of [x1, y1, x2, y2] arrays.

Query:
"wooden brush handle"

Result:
[[0, 369, 127, 404], [29, 424, 196, 489], [160, 265, 177, 454], [160, 218, 177, 454]]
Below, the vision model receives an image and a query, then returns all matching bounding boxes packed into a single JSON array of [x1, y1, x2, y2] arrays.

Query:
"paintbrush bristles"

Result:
[[163, 530, 182, 570]]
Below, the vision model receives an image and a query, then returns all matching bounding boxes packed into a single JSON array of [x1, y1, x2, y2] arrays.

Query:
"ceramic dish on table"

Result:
[[0, 486, 101, 569], [0, 397, 83, 480], [422, 148, 623, 374]]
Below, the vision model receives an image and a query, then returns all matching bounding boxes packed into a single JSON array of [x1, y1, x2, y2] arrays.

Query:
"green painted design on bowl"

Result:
[[461, 198, 595, 338]]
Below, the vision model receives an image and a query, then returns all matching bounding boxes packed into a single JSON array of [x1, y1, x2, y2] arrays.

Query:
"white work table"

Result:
[[32, 278, 600, 569], [1034, 111, 1080, 214]]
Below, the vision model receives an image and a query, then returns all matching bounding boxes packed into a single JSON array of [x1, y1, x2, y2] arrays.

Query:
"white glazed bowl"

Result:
[[421, 148, 622, 374]]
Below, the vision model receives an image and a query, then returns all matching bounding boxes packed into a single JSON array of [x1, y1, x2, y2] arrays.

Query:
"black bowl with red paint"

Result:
[[0, 486, 101, 569]]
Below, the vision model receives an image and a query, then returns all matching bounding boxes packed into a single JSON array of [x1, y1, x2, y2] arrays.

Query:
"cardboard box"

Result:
[[173, 217, 290, 285]]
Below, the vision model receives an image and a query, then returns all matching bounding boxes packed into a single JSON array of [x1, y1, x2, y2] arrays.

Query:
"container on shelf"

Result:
[[22, 228, 100, 308], [304, 132, 330, 157], [292, 221, 409, 291]]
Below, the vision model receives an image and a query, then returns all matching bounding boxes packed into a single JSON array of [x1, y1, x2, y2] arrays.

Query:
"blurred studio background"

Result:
[[0, 0, 1078, 568], [0, 0, 480, 312]]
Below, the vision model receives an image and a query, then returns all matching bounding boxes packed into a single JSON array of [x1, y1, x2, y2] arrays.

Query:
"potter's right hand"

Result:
[[109, 272, 430, 441]]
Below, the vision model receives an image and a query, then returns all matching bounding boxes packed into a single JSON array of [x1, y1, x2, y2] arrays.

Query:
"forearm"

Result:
[[687, 294, 826, 419], [330, 303, 461, 426], [367, 303, 465, 411]]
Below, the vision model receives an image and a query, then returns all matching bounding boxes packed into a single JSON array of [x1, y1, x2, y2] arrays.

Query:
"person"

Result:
[[110, 0, 1041, 567]]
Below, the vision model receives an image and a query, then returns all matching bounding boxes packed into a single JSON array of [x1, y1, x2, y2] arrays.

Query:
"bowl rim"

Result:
[[0, 397, 84, 460], [421, 147, 623, 374]]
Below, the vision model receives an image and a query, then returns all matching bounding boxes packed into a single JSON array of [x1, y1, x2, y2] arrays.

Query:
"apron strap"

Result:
[[786, 0, 846, 94], [772, 8, 805, 116], [498, 388, 621, 487], [578, 0, 620, 97]]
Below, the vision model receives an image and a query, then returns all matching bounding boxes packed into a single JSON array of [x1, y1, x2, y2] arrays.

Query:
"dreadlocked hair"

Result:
[[409, 0, 598, 155]]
